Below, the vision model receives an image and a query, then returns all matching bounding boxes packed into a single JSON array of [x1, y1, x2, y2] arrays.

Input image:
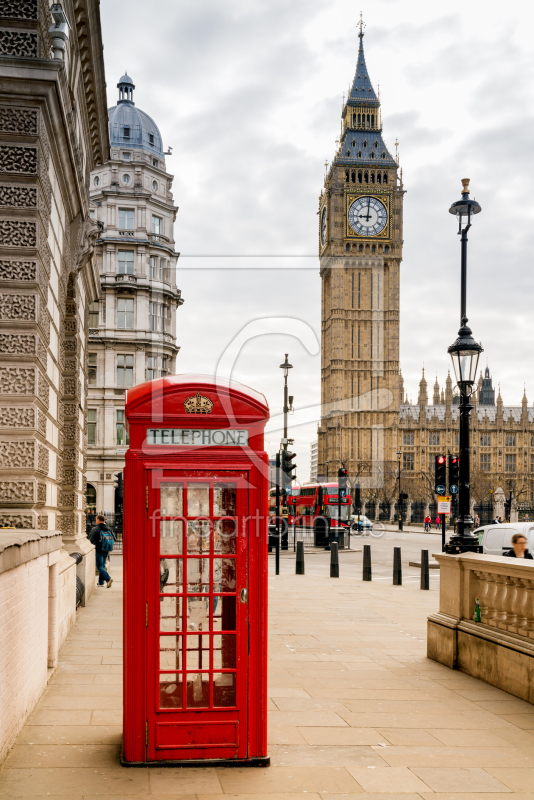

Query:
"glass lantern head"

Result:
[[279, 353, 293, 378], [448, 325, 483, 388]]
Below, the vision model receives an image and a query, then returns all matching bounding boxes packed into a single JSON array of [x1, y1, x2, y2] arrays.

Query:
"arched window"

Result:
[[363, 140, 367, 148], [345, 243, 350, 252], [383, 173, 388, 184], [371, 115, 375, 127], [358, 244, 363, 252], [346, 150, 350, 157], [351, 171, 356, 183], [370, 151, 375, 159], [374, 140, 378, 149], [358, 171, 362, 183], [381, 151, 386, 159], [366, 114, 370, 127], [384, 245, 389, 254], [345, 169, 349, 182], [353, 113, 357, 126], [371, 245, 376, 253], [370, 172, 375, 183], [377, 173, 381, 184], [364, 171, 369, 183], [352, 139, 356, 148], [357, 113, 361, 125], [357, 150, 361, 158]]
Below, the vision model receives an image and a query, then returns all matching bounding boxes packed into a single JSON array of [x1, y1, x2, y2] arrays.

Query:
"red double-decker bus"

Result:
[[294, 483, 352, 547], [286, 485, 300, 525]]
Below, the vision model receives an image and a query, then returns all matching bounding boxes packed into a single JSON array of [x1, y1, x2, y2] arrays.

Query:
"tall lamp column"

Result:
[[445, 179, 483, 554]]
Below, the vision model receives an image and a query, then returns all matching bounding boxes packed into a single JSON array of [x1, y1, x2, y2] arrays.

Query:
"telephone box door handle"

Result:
[[240, 588, 248, 603]]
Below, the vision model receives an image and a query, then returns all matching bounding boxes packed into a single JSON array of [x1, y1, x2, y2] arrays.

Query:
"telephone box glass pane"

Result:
[[213, 596, 236, 631], [159, 673, 183, 709], [187, 596, 209, 631], [159, 635, 183, 670], [186, 673, 209, 708], [213, 558, 237, 592], [213, 634, 236, 668], [213, 483, 236, 516], [160, 520, 183, 554], [187, 482, 209, 516], [160, 596, 183, 631], [213, 672, 236, 707], [214, 519, 237, 554], [186, 633, 210, 670], [161, 482, 183, 516], [187, 519, 210, 553], [186, 558, 210, 593], [160, 558, 183, 593]]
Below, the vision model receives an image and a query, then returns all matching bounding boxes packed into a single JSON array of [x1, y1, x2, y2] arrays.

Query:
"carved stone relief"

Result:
[[0, 367, 35, 395], [0, 185, 37, 208], [0, 145, 37, 174], [0, 294, 36, 320], [0, 333, 37, 355], [0, 406, 35, 428], [0, 219, 37, 247], [0, 30, 39, 59], [0, 480, 33, 503], [0, 259, 37, 281], [0, 513, 33, 528], [37, 444, 48, 473], [0, 440, 34, 468], [0, 107, 38, 135], [38, 514, 48, 530]]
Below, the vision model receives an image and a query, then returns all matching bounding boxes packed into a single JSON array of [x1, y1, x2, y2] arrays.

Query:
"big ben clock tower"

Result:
[[318, 20, 404, 486]]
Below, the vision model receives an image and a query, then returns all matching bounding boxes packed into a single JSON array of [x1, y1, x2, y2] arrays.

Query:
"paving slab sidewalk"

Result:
[[1, 554, 533, 798]]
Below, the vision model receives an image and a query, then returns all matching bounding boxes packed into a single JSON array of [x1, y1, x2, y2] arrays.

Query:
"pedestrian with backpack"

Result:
[[90, 514, 116, 587]]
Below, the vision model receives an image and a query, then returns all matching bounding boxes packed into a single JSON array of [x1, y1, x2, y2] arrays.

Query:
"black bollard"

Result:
[[363, 543, 372, 581], [393, 546, 402, 585], [420, 549, 429, 590], [296, 540, 305, 575], [330, 541, 339, 578]]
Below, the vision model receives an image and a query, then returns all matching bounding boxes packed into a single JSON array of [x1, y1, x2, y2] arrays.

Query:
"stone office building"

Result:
[[85, 74, 183, 515], [0, 2, 108, 537]]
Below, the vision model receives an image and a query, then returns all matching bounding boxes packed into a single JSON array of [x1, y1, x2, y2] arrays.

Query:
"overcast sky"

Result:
[[101, 0, 534, 482]]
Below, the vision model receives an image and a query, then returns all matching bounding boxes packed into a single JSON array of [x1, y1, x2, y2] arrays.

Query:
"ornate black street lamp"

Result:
[[279, 354, 293, 453], [445, 179, 483, 554]]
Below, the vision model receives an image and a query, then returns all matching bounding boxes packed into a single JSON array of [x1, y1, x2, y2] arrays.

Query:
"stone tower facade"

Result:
[[86, 75, 183, 514], [317, 23, 404, 488]]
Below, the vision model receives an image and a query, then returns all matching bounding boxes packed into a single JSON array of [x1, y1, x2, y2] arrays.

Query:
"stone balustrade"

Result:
[[428, 552, 534, 703]]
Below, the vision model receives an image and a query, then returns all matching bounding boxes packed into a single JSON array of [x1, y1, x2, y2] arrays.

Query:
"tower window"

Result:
[[381, 151, 386, 159], [371, 115, 375, 127], [149, 132, 154, 145], [352, 113, 356, 126], [153, 159, 158, 167], [377, 173, 381, 184], [384, 245, 389, 254], [346, 150, 350, 157], [374, 140, 378, 148], [345, 243, 350, 252], [370, 172, 375, 183], [383, 173, 388, 184], [122, 152, 131, 161], [123, 126, 130, 139], [357, 150, 362, 158], [351, 171, 356, 183], [352, 139, 356, 147], [370, 151, 375, 159], [358, 171, 362, 183], [363, 140, 367, 148], [364, 171, 368, 183], [345, 169, 349, 183], [357, 113, 361, 125], [371, 245, 376, 253], [358, 244, 363, 252]]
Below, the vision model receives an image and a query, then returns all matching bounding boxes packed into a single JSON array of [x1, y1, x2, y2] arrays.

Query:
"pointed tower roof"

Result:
[[418, 367, 428, 406], [349, 17, 378, 103]]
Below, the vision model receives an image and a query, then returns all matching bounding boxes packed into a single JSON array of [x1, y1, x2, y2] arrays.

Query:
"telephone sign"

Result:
[[123, 375, 270, 766]]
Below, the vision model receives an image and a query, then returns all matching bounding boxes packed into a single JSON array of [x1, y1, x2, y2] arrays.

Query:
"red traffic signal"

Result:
[[435, 454, 447, 493], [436, 456, 446, 465]]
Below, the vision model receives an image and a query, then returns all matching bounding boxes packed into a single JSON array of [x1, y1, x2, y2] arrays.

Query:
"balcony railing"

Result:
[[118, 230, 135, 237], [115, 274, 137, 284], [148, 233, 170, 244]]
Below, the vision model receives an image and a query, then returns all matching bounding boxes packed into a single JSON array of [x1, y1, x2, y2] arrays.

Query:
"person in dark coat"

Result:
[[504, 533, 534, 560], [90, 514, 116, 587]]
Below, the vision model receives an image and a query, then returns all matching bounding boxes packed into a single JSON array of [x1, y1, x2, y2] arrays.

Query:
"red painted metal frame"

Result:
[[123, 375, 269, 766]]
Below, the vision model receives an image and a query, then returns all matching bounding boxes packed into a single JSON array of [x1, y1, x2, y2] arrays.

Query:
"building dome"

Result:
[[108, 73, 164, 155]]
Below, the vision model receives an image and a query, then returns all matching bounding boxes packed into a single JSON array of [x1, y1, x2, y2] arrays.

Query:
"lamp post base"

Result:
[[444, 516, 482, 554]]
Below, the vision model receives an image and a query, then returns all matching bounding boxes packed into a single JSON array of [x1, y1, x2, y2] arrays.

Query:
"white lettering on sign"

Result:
[[146, 429, 249, 446]]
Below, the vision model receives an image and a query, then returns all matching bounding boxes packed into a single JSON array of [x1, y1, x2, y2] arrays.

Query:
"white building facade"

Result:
[[86, 75, 183, 515], [310, 440, 318, 483]]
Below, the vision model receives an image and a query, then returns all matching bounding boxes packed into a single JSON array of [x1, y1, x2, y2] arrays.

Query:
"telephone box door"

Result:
[[147, 469, 248, 761]]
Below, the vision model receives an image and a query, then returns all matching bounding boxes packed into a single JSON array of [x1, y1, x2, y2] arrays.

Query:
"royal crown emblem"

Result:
[[183, 392, 214, 414]]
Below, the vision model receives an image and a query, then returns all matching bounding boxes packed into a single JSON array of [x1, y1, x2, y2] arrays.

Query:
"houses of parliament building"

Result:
[[317, 23, 534, 514]]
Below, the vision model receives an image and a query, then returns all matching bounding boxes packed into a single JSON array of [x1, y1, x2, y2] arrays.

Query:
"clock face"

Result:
[[348, 196, 388, 237], [321, 206, 327, 246]]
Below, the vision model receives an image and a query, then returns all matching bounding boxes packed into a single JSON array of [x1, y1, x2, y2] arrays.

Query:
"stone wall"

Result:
[[0, 529, 65, 764]]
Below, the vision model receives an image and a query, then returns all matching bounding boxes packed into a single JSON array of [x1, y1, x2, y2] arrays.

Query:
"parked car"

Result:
[[475, 522, 534, 555], [351, 514, 373, 534]]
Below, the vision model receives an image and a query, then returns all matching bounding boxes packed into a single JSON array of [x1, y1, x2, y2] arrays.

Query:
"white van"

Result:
[[474, 522, 534, 555]]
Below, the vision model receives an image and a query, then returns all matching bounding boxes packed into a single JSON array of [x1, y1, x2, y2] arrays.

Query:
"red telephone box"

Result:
[[122, 375, 270, 766]]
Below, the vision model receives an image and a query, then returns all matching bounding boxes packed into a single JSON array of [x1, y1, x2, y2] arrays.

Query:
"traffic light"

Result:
[[338, 467, 348, 498], [435, 454, 446, 494], [448, 455, 459, 494], [281, 450, 297, 482]]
